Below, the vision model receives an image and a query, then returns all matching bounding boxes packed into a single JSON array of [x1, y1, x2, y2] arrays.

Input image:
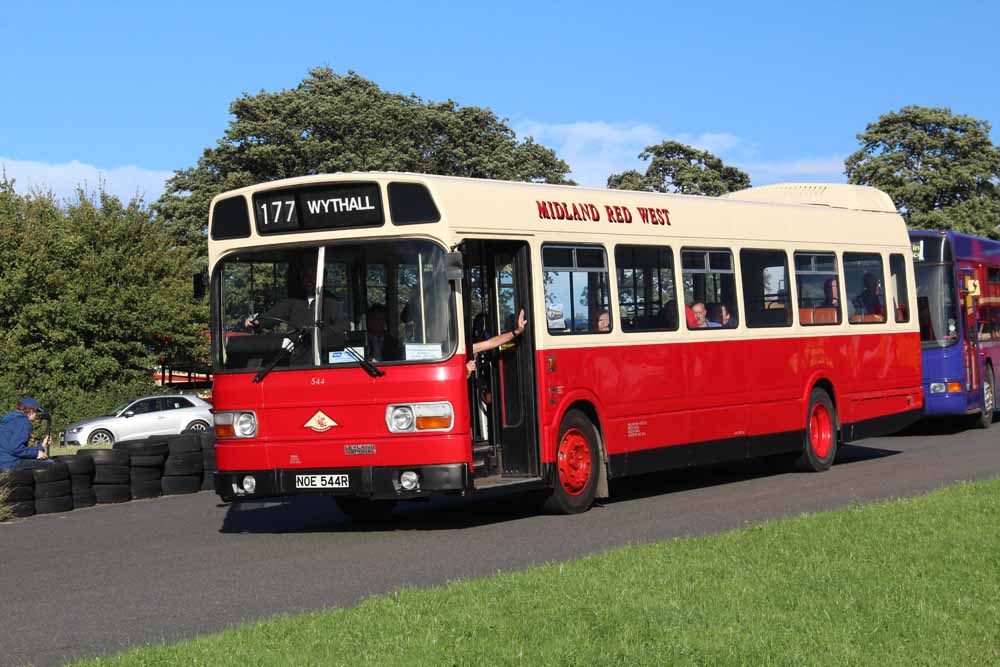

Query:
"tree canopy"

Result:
[[156, 68, 573, 244], [606, 141, 751, 196], [0, 181, 206, 426], [845, 106, 1000, 238]]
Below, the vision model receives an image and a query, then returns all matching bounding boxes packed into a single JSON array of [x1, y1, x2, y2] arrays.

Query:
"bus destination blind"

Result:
[[253, 183, 384, 234]]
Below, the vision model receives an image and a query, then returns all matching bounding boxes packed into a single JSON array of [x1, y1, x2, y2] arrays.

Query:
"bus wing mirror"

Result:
[[193, 269, 208, 300], [445, 252, 464, 282]]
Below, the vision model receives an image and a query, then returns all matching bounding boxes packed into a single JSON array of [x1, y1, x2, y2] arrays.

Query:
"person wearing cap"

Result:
[[0, 397, 51, 471]]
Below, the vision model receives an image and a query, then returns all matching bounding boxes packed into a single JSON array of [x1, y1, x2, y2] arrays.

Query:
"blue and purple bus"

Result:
[[911, 230, 1000, 428]]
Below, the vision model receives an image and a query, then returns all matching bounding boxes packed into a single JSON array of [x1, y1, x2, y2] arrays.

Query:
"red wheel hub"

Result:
[[557, 428, 592, 496], [810, 402, 833, 459]]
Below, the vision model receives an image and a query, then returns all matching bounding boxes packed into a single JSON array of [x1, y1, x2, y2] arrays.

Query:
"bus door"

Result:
[[462, 240, 539, 480], [959, 264, 982, 410]]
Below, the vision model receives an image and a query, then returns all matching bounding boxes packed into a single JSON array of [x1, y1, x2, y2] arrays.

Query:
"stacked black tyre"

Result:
[[54, 454, 96, 508], [1, 469, 36, 518], [117, 438, 169, 499], [33, 462, 74, 514], [79, 448, 131, 504], [195, 431, 217, 491], [162, 434, 203, 495]]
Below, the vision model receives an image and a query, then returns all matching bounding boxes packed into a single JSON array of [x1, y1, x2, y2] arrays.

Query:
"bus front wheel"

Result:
[[973, 367, 996, 430], [797, 389, 838, 472], [543, 410, 600, 514]]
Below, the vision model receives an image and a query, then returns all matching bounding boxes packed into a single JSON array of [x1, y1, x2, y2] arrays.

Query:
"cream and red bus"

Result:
[[207, 173, 922, 516]]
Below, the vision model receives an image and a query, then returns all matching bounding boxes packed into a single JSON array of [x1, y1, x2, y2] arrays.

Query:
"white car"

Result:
[[62, 395, 213, 447]]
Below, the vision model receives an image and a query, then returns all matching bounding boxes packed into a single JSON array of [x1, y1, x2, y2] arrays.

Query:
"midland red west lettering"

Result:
[[605, 205, 632, 224], [536, 200, 601, 222], [636, 206, 672, 226]]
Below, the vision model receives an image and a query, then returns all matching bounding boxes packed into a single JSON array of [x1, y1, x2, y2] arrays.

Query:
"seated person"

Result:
[[595, 309, 611, 332], [822, 277, 840, 308], [690, 302, 720, 328], [365, 303, 402, 362], [709, 303, 733, 328], [852, 272, 885, 317]]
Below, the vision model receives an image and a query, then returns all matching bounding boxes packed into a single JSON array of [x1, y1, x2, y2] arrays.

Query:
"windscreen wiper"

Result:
[[252, 330, 304, 383], [341, 344, 385, 378]]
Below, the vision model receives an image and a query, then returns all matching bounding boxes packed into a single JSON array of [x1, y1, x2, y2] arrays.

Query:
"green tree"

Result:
[[607, 141, 751, 196], [0, 180, 207, 427], [156, 68, 573, 245], [845, 106, 1000, 238]]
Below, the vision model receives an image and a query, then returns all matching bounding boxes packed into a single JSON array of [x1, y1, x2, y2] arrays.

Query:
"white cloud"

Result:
[[0, 157, 174, 204], [516, 120, 845, 189], [737, 156, 847, 185]]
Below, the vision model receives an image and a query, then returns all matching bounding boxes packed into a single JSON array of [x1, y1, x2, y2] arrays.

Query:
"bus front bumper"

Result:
[[215, 463, 470, 502]]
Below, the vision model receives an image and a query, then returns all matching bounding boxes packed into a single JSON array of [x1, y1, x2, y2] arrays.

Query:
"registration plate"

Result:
[[295, 474, 349, 489]]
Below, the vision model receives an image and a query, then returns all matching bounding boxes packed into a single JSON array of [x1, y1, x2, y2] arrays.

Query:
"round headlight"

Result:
[[235, 412, 257, 437], [242, 475, 256, 494], [399, 470, 419, 491], [391, 406, 414, 432]]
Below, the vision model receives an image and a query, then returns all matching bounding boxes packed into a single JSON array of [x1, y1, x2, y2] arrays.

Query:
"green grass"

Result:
[[74, 478, 1000, 667]]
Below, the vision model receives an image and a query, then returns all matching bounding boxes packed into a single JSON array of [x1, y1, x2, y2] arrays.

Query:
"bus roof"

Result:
[[208, 172, 908, 265]]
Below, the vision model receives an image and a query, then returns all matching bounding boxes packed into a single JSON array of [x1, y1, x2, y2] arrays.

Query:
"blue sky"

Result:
[[2, 0, 998, 202]]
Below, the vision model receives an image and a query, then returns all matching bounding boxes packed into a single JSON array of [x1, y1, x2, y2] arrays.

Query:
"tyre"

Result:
[[87, 429, 115, 447], [78, 448, 130, 466], [93, 484, 131, 504], [542, 409, 601, 514], [130, 454, 167, 467], [73, 491, 97, 508], [93, 464, 130, 485], [3, 469, 35, 486], [164, 452, 204, 476], [35, 495, 74, 514], [70, 474, 93, 493], [184, 420, 211, 433], [130, 467, 162, 483], [7, 485, 35, 502], [122, 439, 169, 456], [161, 475, 202, 495], [166, 434, 201, 455], [31, 462, 70, 484], [796, 388, 839, 472], [201, 470, 215, 491], [10, 500, 35, 517], [131, 479, 162, 499], [53, 455, 94, 475], [335, 497, 396, 522], [34, 479, 72, 499], [973, 367, 996, 430], [197, 431, 217, 451]]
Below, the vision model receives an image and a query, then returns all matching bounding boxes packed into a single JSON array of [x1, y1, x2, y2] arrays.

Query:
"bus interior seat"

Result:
[[799, 307, 815, 325], [813, 307, 838, 324]]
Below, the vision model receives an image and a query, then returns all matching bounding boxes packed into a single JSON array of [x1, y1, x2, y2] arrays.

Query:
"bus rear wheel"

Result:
[[543, 410, 600, 514], [797, 389, 838, 472]]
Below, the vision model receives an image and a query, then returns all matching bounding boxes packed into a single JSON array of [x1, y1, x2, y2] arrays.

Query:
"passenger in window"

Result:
[[596, 309, 611, 332], [822, 278, 840, 308], [685, 304, 698, 328], [853, 272, 884, 316], [710, 303, 733, 327], [690, 302, 712, 328], [366, 304, 402, 362]]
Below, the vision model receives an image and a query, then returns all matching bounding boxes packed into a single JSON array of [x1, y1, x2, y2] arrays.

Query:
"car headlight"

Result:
[[386, 402, 453, 433], [215, 411, 258, 439], [68, 426, 85, 434]]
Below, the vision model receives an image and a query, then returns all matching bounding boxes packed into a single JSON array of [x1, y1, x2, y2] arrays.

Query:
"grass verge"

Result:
[[74, 478, 1000, 666], [0, 473, 10, 522]]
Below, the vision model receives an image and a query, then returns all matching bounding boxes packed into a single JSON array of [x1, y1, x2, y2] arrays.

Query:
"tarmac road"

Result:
[[1, 420, 997, 667]]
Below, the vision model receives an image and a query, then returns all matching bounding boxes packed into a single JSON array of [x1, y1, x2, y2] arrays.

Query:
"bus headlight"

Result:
[[386, 402, 453, 432], [215, 411, 258, 438], [929, 383, 946, 394]]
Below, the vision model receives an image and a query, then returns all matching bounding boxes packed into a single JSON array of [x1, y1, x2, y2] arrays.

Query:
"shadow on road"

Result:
[[889, 416, 982, 438], [219, 442, 900, 534]]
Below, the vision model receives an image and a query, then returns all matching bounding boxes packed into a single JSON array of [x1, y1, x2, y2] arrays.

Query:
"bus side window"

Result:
[[681, 248, 738, 329], [740, 249, 792, 328], [890, 254, 910, 323], [844, 252, 887, 324], [542, 245, 611, 334], [615, 244, 678, 332], [794, 252, 841, 326]]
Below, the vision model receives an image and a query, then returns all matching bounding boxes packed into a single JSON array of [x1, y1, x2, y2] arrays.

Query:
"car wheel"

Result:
[[184, 420, 210, 432], [87, 429, 115, 447]]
